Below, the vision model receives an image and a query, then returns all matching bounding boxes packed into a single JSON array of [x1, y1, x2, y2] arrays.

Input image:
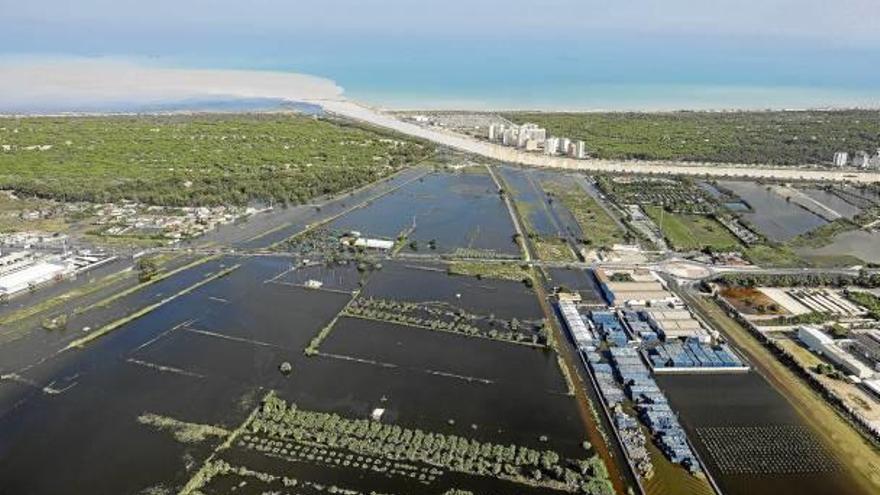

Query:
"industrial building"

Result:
[[342, 231, 395, 250], [558, 300, 597, 350], [0, 249, 114, 299], [646, 338, 746, 373], [0, 261, 67, 297], [593, 268, 677, 307], [798, 326, 875, 379]]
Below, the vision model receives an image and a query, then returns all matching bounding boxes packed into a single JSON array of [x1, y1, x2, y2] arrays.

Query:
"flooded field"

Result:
[[362, 261, 542, 321], [498, 166, 558, 236], [796, 230, 880, 264], [717, 181, 827, 241], [800, 188, 863, 219], [322, 316, 567, 392], [543, 268, 605, 304], [330, 169, 520, 256], [268, 262, 364, 293], [5, 161, 874, 495], [498, 167, 588, 246], [656, 373, 858, 495], [0, 251, 592, 495]]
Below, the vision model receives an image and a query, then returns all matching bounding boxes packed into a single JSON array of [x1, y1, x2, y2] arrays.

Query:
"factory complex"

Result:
[[555, 267, 748, 482], [0, 248, 113, 299]]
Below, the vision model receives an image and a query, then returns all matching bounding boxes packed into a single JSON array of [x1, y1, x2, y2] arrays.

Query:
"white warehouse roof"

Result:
[[353, 238, 395, 250], [0, 262, 67, 295]]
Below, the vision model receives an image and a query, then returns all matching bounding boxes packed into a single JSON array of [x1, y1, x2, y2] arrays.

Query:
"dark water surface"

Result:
[[656, 372, 860, 495]]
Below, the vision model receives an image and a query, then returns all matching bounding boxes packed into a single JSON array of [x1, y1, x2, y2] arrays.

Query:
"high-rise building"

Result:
[[869, 150, 880, 170], [852, 151, 870, 168], [574, 140, 587, 159], [545, 137, 560, 155], [488, 124, 498, 141], [502, 128, 515, 146], [833, 152, 849, 167], [560, 138, 572, 156]]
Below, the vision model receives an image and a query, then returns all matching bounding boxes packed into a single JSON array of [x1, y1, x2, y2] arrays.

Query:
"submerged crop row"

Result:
[[251, 394, 614, 495], [343, 296, 548, 346]]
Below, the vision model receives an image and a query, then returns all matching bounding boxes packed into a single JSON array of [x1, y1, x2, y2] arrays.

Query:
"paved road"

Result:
[[314, 99, 880, 184]]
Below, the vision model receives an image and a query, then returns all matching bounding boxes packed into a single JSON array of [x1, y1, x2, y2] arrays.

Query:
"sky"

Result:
[[1, 0, 879, 110], [3, 0, 879, 43]]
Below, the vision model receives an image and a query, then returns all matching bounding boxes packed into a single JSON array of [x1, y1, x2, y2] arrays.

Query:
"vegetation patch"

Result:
[[447, 261, 533, 286], [137, 413, 229, 443], [543, 184, 627, 249], [241, 393, 614, 494], [720, 287, 787, 316], [505, 110, 880, 165], [343, 296, 548, 346], [644, 206, 740, 251], [716, 271, 880, 289], [0, 114, 431, 206], [846, 291, 880, 320], [534, 237, 577, 262], [742, 244, 806, 268]]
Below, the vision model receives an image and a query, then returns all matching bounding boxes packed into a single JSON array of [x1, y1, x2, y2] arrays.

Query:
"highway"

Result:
[[314, 99, 880, 184]]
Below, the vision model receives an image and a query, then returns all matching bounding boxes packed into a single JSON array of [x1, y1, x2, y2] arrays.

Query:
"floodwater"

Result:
[[0, 255, 588, 494], [717, 181, 828, 241], [796, 230, 880, 264], [543, 267, 605, 304], [656, 373, 861, 495], [269, 262, 364, 292], [330, 170, 520, 255], [497, 166, 558, 236], [362, 261, 542, 320], [322, 316, 568, 393], [801, 188, 862, 219]]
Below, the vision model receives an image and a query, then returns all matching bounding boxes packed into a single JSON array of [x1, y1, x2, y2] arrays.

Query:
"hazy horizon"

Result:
[[1, 1, 879, 111]]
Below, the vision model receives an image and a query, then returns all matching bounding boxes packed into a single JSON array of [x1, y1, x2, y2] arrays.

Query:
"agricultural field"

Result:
[[542, 183, 627, 249], [719, 287, 788, 316], [644, 206, 740, 251], [0, 114, 431, 206], [504, 110, 880, 165], [596, 176, 716, 215], [534, 236, 577, 262]]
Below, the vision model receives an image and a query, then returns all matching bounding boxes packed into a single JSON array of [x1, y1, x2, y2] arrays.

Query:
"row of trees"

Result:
[[344, 297, 547, 345], [253, 396, 613, 494], [717, 270, 880, 289]]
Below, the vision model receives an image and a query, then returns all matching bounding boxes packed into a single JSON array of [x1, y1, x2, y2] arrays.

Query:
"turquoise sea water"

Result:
[[158, 35, 880, 110], [3, 31, 880, 110]]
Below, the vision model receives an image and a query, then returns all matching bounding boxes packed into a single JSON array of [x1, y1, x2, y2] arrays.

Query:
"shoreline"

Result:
[[4, 100, 880, 117]]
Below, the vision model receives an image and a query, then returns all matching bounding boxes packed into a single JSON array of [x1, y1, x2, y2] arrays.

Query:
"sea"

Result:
[[2, 34, 880, 111]]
